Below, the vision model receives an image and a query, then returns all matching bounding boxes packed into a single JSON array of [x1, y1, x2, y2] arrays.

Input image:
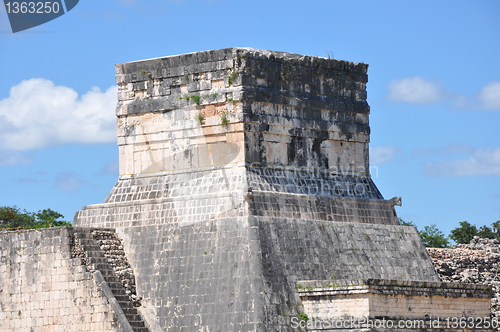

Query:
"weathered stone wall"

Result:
[[71, 48, 447, 331], [115, 48, 370, 177], [77, 166, 247, 228], [116, 217, 266, 331], [1, 48, 494, 331], [428, 237, 500, 330], [76, 48, 399, 233], [299, 279, 492, 319], [0, 228, 121, 332], [1, 226, 492, 331], [73, 216, 441, 331], [255, 218, 440, 330]]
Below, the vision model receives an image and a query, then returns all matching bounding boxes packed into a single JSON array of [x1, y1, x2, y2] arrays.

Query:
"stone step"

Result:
[[93, 263, 112, 270], [116, 294, 133, 302], [108, 288, 127, 296], [106, 283, 126, 292], [129, 321, 146, 328], [81, 245, 102, 253], [125, 314, 144, 323], [76, 237, 98, 243], [74, 232, 93, 239], [105, 283, 126, 293], [83, 249, 104, 258], [122, 307, 139, 315], [102, 275, 121, 284], [88, 257, 109, 265], [103, 274, 122, 282], [73, 228, 147, 331], [121, 307, 135, 313], [132, 328, 149, 332]]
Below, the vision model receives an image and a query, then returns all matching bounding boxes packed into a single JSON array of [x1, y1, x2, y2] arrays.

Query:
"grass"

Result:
[[228, 70, 239, 86], [295, 284, 313, 291], [139, 69, 152, 78], [196, 112, 205, 125], [297, 312, 308, 324], [220, 112, 229, 126], [183, 95, 201, 105], [190, 95, 200, 105]]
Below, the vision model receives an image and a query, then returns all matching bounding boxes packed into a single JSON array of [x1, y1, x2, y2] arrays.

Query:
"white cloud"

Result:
[[98, 160, 119, 176], [0, 78, 117, 151], [479, 81, 500, 110], [55, 172, 87, 192], [0, 152, 33, 166], [387, 77, 500, 111], [370, 145, 400, 164], [424, 147, 500, 177], [15, 171, 48, 183], [412, 143, 475, 157], [387, 77, 447, 104]]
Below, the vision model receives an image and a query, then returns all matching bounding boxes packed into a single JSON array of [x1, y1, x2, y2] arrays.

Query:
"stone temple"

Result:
[[0, 48, 493, 331]]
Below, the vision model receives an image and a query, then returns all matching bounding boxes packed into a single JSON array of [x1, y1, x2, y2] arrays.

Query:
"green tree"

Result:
[[34, 209, 70, 228], [399, 218, 416, 227], [476, 221, 500, 241], [0, 206, 70, 229], [492, 221, 500, 240], [450, 221, 477, 244], [399, 219, 449, 248], [0, 206, 35, 229], [477, 225, 495, 239], [419, 224, 450, 248]]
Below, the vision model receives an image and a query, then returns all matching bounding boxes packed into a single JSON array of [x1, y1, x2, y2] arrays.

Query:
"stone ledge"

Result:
[[296, 279, 493, 297], [115, 47, 367, 79], [298, 278, 493, 331]]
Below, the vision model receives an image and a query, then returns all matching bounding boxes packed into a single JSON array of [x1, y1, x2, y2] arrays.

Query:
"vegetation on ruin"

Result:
[[400, 218, 500, 248], [0, 206, 71, 229], [184, 94, 201, 105], [450, 220, 500, 244], [297, 312, 308, 324], [228, 70, 239, 86], [196, 112, 205, 125], [220, 112, 229, 126]]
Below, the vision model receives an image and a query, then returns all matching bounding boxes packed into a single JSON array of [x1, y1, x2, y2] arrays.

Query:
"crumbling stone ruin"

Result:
[[429, 237, 500, 329], [0, 48, 494, 331]]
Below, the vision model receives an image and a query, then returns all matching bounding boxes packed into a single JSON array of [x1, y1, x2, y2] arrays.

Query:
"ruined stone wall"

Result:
[[115, 49, 245, 176], [76, 47, 399, 233], [255, 218, 440, 330], [0, 228, 121, 332], [239, 51, 370, 175], [1, 49, 494, 332], [115, 48, 370, 178], [70, 48, 448, 331], [116, 217, 266, 331], [71, 48, 430, 331], [428, 237, 500, 327], [1, 226, 494, 332], [73, 216, 442, 331], [297, 279, 493, 332]]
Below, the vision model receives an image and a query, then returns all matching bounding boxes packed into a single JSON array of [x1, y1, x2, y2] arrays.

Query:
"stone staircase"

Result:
[[71, 228, 148, 332]]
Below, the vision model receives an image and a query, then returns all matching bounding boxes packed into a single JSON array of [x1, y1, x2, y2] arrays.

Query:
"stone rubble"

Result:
[[92, 230, 142, 307], [428, 236, 500, 326], [70, 228, 142, 307]]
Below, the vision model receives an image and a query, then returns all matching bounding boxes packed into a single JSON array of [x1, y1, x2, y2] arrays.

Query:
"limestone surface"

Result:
[[1, 48, 491, 332]]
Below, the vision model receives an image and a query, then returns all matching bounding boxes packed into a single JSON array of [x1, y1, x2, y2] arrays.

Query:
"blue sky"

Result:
[[1, 0, 499, 237]]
